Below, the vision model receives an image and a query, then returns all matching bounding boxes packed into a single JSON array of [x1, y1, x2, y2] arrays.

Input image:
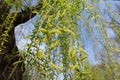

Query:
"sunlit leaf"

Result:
[[24, 35, 31, 39], [34, 39, 39, 44], [80, 56, 88, 61], [63, 28, 75, 38], [50, 62, 62, 69], [79, 48, 88, 54], [68, 46, 76, 59], [71, 64, 78, 70], [39, 28, 47, 32], [49, 29, 62, 34], [37, 50, 49, 58], [50, 40, 60, 49], [32, 11, 39, 14]]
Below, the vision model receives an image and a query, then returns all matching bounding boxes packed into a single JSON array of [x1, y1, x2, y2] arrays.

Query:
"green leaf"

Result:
[[5, 0, 13, 5], [39, 28, 47, 32], [34, 39, 39, 44], [63, 28, 75, 39], [13, 60, 23, 65], [24, 35, 31, 39], [49, 29, 62, 34], [68, 46, 76, 59], [80, 56, 88, 61], [50, 62, 62, 69], [50, 40, 60, 49], [37, 50, 49, 58], [71, 64, 78, 70], [78, 48, 87, 54]]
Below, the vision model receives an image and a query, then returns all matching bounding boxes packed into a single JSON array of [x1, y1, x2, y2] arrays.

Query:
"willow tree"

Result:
[[0, 0, 119, 80], [23, 0, 110, 80]]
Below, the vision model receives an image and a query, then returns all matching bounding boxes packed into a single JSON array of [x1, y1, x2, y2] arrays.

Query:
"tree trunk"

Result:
[[0, 1, 36, 80]]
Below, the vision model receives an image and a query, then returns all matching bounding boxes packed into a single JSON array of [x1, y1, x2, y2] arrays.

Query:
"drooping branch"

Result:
[[0, 1, 43, 80]]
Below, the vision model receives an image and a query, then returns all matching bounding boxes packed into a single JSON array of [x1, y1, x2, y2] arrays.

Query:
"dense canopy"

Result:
[[0, 0, 120, 80]]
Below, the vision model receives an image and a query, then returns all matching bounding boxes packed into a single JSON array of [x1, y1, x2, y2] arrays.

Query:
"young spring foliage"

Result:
[[21, 0, 120, 80], [24, 0, 102, 80]]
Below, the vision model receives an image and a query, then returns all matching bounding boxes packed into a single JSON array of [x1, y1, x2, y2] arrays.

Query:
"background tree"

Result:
[[91, 1, 120, 80]]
